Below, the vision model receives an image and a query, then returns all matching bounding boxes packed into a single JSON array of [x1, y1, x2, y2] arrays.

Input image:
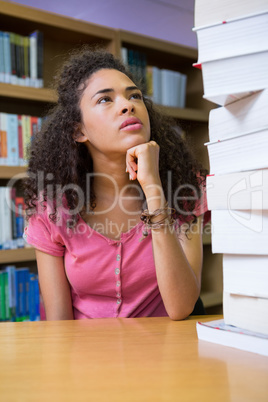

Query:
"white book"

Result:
[[161, 69, 172, 107], [223, 254, 268, 298], [208, 90, 268, 143], [196, 319, 268, 357], [7, 114, 19, 166], [194, 0, 268, 28], [199, 50, 268, 106], [211, 209, 268, 255], [194, 12, 268, 63], [206, 169, 268, 210], [152, 66, 162, 105], [206, 128, 268, 175], [224, 292, 268, 336], [29, 31, 37, 87], [121, 47, 128, 66], [179, 73, 187, 108], [0, 187, 12, 247]]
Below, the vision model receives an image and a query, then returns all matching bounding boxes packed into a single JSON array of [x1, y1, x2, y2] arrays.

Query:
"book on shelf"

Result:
[[0, 265, 40, 322], [208, 90, 268, 143], [205, 127, 268, 175], [206, 169, 268, 210], [211, 209, 268, 255], [0, 186, 26, 250], [194, 11, 268, 64], [223, 292, 268, 336], [0, 29, 44, 87], [194, 0, 268, 28], [196, 319, 268, 357], [0, 112, 42, 166], [223, 254, 268, 299], [121, 47, 187, 108]]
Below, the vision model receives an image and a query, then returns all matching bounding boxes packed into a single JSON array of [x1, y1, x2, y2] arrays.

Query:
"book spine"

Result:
[[3, 31, 11, 84], [7, 114, 19, 166], [10, 32, 17, 85], [5, 265, 16, 321], [15, 196, 25, 239], [29, 31, 37, 87], [0, 272, 5, 321], [0, 31, 5, 82]]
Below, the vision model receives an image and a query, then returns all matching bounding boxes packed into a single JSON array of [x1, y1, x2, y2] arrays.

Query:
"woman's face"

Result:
[[77, 68, 151, 157]]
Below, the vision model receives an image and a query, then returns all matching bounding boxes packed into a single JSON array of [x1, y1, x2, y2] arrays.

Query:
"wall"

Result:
[[3, 0, 197, 48]]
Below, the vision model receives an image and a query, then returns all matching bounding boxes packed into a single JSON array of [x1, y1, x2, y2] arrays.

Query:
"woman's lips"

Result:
[[120, 117, 143, 131]]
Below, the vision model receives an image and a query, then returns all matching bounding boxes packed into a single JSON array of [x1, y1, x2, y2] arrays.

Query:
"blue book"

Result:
[[15, 268, 24, 321], [3, 31, 11, 84], [0, 31, 5, 82], [29, 273, 40, 321]]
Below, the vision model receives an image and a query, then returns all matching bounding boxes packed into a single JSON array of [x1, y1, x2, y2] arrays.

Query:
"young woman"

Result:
[[23, 47, 210, 321]]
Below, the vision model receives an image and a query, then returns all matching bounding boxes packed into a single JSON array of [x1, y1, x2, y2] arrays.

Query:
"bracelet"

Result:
[[140, 203, 176, 241]]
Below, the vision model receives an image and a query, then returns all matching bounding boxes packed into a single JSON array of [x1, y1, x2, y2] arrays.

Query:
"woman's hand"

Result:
[[126, 141, 162, 196]]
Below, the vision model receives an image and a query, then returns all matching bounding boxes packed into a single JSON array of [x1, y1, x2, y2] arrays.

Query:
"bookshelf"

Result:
[[0, 1, 221, 311]]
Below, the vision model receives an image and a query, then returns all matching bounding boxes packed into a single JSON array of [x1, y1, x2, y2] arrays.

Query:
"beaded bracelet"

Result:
[[140, 203, 176, 241]]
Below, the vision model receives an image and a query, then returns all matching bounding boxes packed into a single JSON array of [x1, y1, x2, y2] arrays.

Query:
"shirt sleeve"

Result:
[[24, 208, 65, 257]]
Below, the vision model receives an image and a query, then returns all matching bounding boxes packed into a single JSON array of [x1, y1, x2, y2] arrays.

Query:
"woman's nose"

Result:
[[121, 100, 135, 114]]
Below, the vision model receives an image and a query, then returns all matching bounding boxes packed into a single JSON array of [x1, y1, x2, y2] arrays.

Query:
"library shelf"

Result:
[[0, 248, 36, 264]]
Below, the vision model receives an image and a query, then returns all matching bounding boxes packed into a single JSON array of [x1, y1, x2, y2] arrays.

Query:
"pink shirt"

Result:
[[24, 196, 210, 320]]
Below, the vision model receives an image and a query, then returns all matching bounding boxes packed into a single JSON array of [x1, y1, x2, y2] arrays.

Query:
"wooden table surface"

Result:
[[0, 315, 267, 402]]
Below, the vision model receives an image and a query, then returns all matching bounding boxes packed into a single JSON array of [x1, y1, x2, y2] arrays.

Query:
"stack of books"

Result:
[[193, 0, 268, 356]]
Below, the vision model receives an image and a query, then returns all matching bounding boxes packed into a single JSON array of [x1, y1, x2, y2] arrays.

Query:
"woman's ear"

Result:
[[73, 125, 88, 143]]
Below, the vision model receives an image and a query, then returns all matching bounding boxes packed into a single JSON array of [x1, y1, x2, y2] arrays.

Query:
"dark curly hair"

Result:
[[23, 45, 207, 225]]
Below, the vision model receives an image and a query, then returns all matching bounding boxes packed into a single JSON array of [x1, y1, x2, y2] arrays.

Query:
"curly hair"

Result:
[[23, 45, 207, 225]]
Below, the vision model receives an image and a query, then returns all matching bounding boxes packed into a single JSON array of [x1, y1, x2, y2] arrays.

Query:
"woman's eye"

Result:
[[130, 93, 143, 100], [98, 96, 112, 104]]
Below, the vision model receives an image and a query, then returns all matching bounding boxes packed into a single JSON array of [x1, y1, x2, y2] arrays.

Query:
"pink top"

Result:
[[24, 194, 210, 320]]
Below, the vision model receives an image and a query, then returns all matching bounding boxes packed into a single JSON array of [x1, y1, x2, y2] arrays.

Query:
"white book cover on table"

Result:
[[223, 254, 268, 298], [196, 319, 268, 357]]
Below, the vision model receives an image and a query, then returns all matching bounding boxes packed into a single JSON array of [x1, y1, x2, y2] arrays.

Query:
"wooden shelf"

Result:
[[0, 83, 57, 103], [118, 30, 197, 60], [0, 166, 27, 180], [158, 105, 209, 122], [0, 248, 36, 264]]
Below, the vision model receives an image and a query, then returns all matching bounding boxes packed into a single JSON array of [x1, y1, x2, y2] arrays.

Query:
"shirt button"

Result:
[[116, 254, 121, 261], [117, 299, 122, 304], [116, 292, 121, 297], [116, 281, 121, 287], [115, 268, 120, 275]]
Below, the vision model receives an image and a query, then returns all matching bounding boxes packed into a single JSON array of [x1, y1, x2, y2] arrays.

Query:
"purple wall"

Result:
[[4, 0, 197, 48]]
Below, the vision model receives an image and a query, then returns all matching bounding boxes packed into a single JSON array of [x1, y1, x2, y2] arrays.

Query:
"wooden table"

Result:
[[0, 316, 267, 401]]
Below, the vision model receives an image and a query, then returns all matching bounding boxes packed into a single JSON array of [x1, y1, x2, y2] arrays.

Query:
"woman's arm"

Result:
[[35, 249, 74, 320], [126, 141, 204, 320]]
